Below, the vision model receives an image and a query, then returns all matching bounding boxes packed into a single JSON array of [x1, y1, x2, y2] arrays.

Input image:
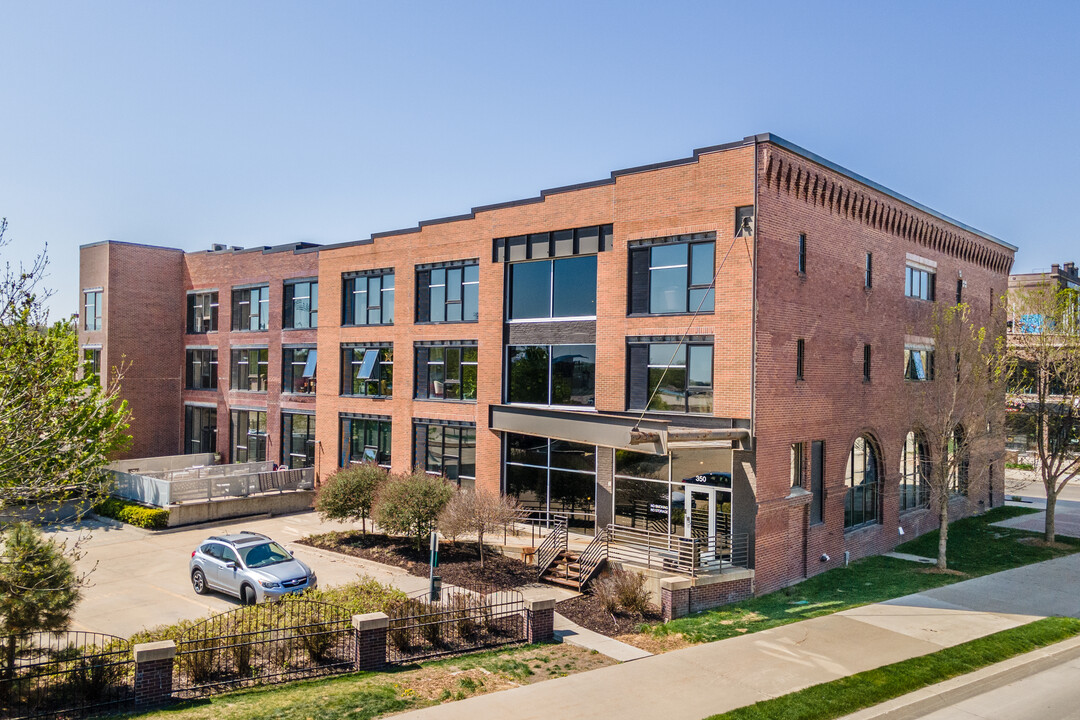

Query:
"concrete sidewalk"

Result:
[[395, 553, 1080, 720]]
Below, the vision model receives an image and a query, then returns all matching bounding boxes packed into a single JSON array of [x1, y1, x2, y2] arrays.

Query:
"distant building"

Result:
[[80, 134, 1014, 609]]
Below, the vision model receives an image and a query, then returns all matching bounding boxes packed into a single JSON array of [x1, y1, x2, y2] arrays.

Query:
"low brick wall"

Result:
[[660, 570, 756, 621]]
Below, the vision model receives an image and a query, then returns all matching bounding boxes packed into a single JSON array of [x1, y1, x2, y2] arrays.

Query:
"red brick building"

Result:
[[79, 133, 1015, 597]]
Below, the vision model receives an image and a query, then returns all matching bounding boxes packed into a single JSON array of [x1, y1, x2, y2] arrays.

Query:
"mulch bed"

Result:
[[556, 593, 663, 637], [298, 531, 535, 592]]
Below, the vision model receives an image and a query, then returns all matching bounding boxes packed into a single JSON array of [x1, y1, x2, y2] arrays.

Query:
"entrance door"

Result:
[[684, 488, 717, 563]]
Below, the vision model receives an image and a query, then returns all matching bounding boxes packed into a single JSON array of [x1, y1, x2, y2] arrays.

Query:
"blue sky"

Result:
[[2, 1, 1077, 318]]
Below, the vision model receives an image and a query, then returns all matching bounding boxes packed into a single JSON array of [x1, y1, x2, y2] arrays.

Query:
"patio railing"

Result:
[[111, 465, 314, 507]]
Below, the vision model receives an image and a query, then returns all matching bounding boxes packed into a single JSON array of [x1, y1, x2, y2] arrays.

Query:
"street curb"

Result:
[[839, 633, 1080, 720]]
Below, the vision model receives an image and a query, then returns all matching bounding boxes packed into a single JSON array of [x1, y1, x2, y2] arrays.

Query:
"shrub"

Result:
[[374, 471, 454, 550], [94, 497, 169, 529], [315, 464, 388, 533], [592, 569, 651, 616], [593, 575, 620, 617]]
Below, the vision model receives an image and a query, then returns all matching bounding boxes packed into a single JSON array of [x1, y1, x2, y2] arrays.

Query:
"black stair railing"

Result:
[[535, 515, 568, 579], [575, 527, 608, 589]]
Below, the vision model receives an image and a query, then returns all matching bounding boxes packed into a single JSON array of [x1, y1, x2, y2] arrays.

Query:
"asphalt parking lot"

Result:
[[44, 511, 432, 637]]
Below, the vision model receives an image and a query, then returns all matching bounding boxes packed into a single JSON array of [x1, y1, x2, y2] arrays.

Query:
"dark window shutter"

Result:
[[929, 272, 936, 301], [185, 352, 194, 389], [416, 270, 431, 322], [415, 347, 429, 399], [283, 284, 295, 328], [341, 279, 353, 325], [186, 295, 195, 333], [627, 344, 649, 409], [413, 422, 427, 469], [811, 440, 824, 524], [629, 249, 650, 314], [340, 348, 351, 395]]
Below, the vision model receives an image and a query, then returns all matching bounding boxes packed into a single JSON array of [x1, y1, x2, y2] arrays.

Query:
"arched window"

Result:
[[948, 426, 969, 496], [899, 431, 930, 512], [845, 435, 881, 529]]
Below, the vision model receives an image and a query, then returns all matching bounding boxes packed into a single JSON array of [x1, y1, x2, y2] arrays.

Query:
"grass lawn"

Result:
[[644, 506, 1080, 644], [706, 616, 1080, 720], [128, 643, 612, 720]]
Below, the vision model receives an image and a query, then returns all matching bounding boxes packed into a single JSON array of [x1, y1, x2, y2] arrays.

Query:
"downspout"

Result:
[[750, 139, 760, 443]]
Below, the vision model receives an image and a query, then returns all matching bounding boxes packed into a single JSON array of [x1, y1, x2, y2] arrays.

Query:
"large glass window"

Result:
[[900, 430, 930, 512], [416, 421, 476, 489], [627, 340, 712, 413], [342, 271, 394, 326], [282, 413, 315, 468], [83, 290, 103, 331], [845, 435, 881, 529], [506, 344, 595, 407], [905, 346, 935, 381], [415, 344, 478, 401], [230, 348, 268, 391], [231, 285, 269, 331], [341, 345, 393, 397], [508, 256, 597, 320], [504, 433, 596, 534], [184, 405, 217, 455], [340, 415, 392, 468], [949, 426, 969, 496], [83, 347, 101, 386], [283, 280, 318, 329], [282, 347, 317, 394], [628, 236, 715, 315], [230, 410, 267, 463], [186, 291, 218, 333], [416, 263, 479, 323], [185, 349, 218, 390], [905, 265, 936, 301]]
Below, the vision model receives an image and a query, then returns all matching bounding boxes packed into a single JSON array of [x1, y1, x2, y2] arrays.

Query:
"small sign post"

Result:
[[429, 531, 440, 602]]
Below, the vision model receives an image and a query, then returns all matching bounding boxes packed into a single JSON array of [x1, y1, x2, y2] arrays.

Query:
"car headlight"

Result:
[[259, 580, 281, 589]]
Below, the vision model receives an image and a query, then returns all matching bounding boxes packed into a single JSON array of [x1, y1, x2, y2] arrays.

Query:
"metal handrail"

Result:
[[535, 515, 567, 579], [575, 527, 608, 589], [606, 524, 750, 577]]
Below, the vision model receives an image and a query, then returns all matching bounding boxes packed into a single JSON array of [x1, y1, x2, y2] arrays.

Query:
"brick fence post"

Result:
[[353, 612, 389, 671], [133, 640, 176, 708], [524, 598, 556, 643], [660, 577, 692, 621]]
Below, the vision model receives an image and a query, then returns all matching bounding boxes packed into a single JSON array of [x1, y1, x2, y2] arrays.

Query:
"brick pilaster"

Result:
[[660, 576, 691, 621], [524, 597, 555, 643], [133, 640, 176, 708], [353, 612, 389, 671]]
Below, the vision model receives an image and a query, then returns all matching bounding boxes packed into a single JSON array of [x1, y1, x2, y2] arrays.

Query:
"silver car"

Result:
[[189, 531, 317, 604]]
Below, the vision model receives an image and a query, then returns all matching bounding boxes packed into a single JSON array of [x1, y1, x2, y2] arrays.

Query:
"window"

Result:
[[810, 440, 824, 524], [796, 339, 805, 381], [83, 290, 102, 331], [845, 435, 881, 529], [416, 262, 479, 323], [340, 415, 391, 468], [185, 349, 218, 390], [230, 348, 268, 391], [949, 426, 969, 496], [956, 279, 964, 305], [905, 265, 936, 301], [284, 280, 318, 329], [415, 343, 478, 401], [509, 256, 597, 320], [865, 253, 873, 289], [230, 410, 267, 463], [184, 405, 217, 454], [790, 442, 804, 488], [904, 346, 935, 381], [798, 234, 807, 275], [900, 430, 930, 512], [231, 285, 269, 331], [505, 433, 596, 534], [626, 340, 712, 413], [628, 234, 715, 315], [281, 413, 315, 468], [186, 291, 219, 333], [83, 347, 101, 385], [506, 344, 595, 407], [341, 345, 393, 397], [282, 347, 317, 394], [414, 421, 476, 488], [342, 271, 394, 326], [863, 344, 872, 382]]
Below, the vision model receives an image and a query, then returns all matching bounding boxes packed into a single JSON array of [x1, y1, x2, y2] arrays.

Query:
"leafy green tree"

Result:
[[0, 523, 81, 680], [315, 463, 388, 533], [374, 471, 453, 550], [0, 218, 130, 516]]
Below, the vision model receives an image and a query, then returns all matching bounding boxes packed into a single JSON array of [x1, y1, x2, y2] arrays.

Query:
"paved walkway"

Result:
[[394, 553, 1080, 720], [992, 504, 1080, 539], [554, 613, 652, 662]]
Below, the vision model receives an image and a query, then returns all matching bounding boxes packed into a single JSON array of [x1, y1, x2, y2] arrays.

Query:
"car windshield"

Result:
[[238, 541, 292, 568]]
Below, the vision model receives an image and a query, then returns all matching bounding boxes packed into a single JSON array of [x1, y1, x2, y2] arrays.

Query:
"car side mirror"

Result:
[[226, 562, 238, 570]]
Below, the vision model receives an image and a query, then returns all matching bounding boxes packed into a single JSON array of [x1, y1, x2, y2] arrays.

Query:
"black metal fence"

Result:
[[173, 600, 355, 698], [386, 585, 526, 663], [0, 632, 133, 720]]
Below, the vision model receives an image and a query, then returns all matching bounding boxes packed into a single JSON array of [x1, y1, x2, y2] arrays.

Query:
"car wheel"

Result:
[[191, 569, 208, 595], [241, 584, 256, 605]]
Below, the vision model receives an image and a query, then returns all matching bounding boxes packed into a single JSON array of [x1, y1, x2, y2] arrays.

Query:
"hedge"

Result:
[[95, 497, 170, 529]]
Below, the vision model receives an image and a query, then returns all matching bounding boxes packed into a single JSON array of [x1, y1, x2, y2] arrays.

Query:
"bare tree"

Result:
[[1008, 284, 1080, 542], [912, 302, 1010, 569], [438, 489, 519, 570]]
